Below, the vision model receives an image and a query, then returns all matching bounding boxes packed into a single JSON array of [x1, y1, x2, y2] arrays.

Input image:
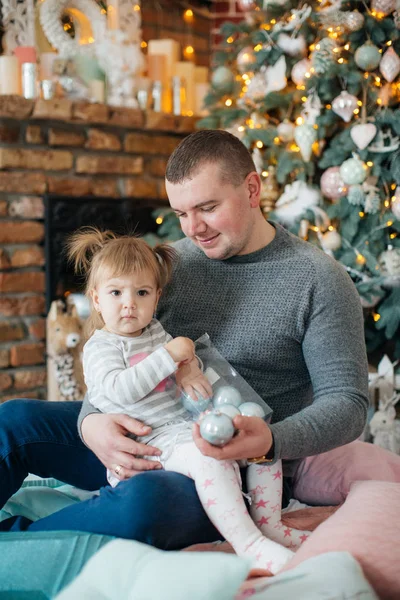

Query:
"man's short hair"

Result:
[[165, 130, 256, 187]]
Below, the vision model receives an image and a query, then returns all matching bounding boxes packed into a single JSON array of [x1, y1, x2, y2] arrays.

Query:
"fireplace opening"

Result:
[[44, 194, 166, 314]]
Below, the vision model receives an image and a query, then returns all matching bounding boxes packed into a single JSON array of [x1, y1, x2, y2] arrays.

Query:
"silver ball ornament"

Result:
[[340, 157, 368, 186], [213, 385, 243, 409], [346, 11, 365, 32], [239, 402, 266, 418], [320, 167, 348, 199], [199, 410, 235, 446], [211, 66, 234, 93], [355, 43, 381, 71]]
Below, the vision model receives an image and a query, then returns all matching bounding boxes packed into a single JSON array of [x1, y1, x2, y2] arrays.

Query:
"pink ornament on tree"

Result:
[[379, 47, 400, 82], [320, 167, 348, 199], [332, 91, 358, 123]]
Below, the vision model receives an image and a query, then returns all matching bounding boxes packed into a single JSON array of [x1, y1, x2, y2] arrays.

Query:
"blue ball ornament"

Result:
[[181, 391, 211, 415], [213, 385, 243, 409], [218, 404, 241, 419], [199, 410, 235, 446], [239, 402, 266, 418]]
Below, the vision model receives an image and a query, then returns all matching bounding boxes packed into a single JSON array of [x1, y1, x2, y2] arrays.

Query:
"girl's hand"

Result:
[[165, 337, 195, 365], [176, 359, 213, 400]]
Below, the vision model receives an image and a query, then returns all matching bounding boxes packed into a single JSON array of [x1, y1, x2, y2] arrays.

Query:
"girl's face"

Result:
[[91, 268, 161, 337]]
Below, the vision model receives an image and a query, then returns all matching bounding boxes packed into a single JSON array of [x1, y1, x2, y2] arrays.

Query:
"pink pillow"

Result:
[[293, 440, 400, 505], [283, 480, 400, 599]]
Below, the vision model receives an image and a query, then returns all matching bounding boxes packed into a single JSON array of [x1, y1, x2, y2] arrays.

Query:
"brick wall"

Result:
[[211, 0, 248, 49], [0, 95, 196, 402]]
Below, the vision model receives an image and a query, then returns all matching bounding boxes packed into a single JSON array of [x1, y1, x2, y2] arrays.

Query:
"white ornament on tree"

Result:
[[294, 124, 317, 161], [371, 0, 396, 15], [379, 47, 400, 82], [301, 92, 322, 126], [274, 180, 321, 226], [340, 155, 368, 185], [277, 119, 295, 142], [392, 187, 400, 220], [350, 123, 378, 150], [277, 33, 307, 57], [252, 147, 264, 174], [291, 58, 312, 86], [321, 229, 342, 251], [379, 245, 400, 287], [332, 91, 358, 123], [246, 57, 287, 99]]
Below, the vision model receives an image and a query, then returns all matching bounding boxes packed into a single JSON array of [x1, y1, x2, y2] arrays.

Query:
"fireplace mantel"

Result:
[[0, 95, 197, 401]]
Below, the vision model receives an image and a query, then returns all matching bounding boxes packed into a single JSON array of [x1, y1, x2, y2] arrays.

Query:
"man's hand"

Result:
[[193, 415, 273, 461], [81, 413, 162, 481], [176, 358, 213, 400]]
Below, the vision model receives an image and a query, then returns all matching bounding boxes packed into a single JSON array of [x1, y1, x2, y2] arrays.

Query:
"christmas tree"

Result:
[[156, 0, 400, 360]]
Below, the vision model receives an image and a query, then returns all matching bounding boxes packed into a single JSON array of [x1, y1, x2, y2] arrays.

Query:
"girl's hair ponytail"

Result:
[[153, 244, 179, 287], [66, 227, 116, 274]]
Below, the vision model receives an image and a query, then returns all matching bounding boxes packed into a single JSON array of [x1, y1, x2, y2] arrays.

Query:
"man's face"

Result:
[[166, 162, 260, 260]]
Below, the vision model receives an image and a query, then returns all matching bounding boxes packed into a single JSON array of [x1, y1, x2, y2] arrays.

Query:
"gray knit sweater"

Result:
[[78, 222, 369, 476]]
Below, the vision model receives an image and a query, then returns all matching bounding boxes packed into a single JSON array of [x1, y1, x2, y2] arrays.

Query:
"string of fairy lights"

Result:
[[208, 0, 400, 323]]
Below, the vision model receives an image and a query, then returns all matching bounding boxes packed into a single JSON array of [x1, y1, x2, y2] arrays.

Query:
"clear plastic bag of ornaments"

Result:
[[180, 333, 273, 432]]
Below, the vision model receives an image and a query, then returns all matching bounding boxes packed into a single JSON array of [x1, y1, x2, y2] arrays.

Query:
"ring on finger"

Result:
[[115, 464, 122, 476]]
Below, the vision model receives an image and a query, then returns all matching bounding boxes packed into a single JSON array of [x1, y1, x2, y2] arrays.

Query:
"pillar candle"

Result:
[[40, 52, 58, 79], [195, 82, 209, 116], [14, 46, 37, 66], [148, 39, 180, 112], [89, 79, 105, 103], [0, 56, 21, 95], [173, 61, 195, 115], [107, 0, 120, 31], [148, 54, 167, 85], [195, 66, 209, 84]]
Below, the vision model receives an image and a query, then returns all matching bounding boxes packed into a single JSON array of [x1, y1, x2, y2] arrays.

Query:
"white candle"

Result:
[[173, 61, 195, 115], [89, 79, 105, 103], [195, 66, 209, 84], [0, 56, 21, 95], [195, 82, 209, 116], [107, 0, 120, 31], [40, 52, 58, 80], [148, 39, 180, 112]]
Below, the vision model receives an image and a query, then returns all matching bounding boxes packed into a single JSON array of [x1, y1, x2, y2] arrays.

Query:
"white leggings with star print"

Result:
[[247, 462, 312, 550], [164, 441, 299, 573]]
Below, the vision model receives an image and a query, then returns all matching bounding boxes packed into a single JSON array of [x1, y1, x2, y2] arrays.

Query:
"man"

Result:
[[0, 130, 397, 544]]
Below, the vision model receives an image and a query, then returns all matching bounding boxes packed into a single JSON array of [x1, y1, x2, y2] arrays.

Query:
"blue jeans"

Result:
[[0, 399, 221, 549]]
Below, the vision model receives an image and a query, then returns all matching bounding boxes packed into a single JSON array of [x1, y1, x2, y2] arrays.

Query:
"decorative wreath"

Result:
[[39, 0, 107, 57]]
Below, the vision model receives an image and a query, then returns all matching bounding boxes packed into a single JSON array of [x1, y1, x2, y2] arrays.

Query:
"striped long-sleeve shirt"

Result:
[[83, 319, 191, 433]]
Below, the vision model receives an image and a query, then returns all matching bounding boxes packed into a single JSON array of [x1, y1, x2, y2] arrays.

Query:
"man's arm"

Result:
[[193, 257, 368, 465], [270, 257, 369, 462]]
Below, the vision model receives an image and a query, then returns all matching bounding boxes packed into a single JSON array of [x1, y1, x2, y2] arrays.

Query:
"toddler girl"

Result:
[[68, 227, 309, 573]]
